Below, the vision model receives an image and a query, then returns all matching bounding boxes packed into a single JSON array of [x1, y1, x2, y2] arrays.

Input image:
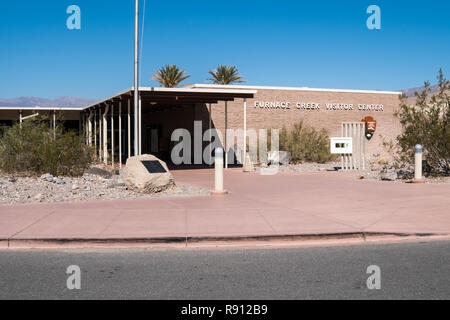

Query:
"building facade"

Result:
[[0, 85, 402, 167]]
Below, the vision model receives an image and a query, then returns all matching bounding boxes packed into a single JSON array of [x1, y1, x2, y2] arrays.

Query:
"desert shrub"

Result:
[[279, 121, 337, 163], [0, 120, 94, 176], [386, 69, 449, 176]]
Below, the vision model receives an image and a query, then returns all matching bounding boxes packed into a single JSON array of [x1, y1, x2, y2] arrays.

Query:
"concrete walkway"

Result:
[[0, 169, 449, 247]]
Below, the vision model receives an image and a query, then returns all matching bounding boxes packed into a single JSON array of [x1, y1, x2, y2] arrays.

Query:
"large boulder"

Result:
[[121, 154, 175, 194], [268, 151, 291, 165]]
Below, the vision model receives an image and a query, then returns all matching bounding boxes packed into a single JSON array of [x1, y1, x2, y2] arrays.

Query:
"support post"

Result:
[[94, 109, 97, 154], [103, 105, 109, 165], [111, 103, 115, 168], [84, 113, 88, 145], [225, 101, 228, 169], [78, 112, 82, 136], [119, 101, 122, 168], [99, 108, 103, 160], [88, 111, 93, 146], [128, 98, 131, 159], [86, 112, 89, 145], [138, 94, 142, 155], [243, 98, 247, 164], [133, 0, 140, 156]]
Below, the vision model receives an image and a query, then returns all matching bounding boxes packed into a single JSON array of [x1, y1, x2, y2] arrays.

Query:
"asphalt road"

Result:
[[0, 241, 449, 300]]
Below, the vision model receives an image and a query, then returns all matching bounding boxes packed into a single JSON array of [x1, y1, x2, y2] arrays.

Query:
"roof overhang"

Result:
[[84, 86, 257, 110]]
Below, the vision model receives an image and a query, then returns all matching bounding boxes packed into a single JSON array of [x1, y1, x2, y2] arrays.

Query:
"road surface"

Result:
[[0, 241, 449, 299]]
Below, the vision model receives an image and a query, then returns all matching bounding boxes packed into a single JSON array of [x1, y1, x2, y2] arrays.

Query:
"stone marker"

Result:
[[121, 154, 175, 194], [268, 151, 291, 165]]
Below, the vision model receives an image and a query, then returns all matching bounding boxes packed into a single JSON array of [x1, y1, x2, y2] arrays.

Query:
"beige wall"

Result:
[[209, 89, 402, 160]]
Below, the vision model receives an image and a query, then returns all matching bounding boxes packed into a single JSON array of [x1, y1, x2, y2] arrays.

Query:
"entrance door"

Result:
[[146, 125, 161, 156]]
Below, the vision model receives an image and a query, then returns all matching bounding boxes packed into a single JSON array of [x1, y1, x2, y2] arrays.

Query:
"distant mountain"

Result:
[[0, 96, 97, 108], [401, 84, 441, 98]]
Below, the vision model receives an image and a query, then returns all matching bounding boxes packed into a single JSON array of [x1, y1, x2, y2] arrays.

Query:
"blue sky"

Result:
[[0, 0, 449, 99]]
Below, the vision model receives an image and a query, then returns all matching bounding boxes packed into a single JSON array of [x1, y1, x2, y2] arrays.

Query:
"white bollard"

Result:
[[212, 147, 228, 195], [413, 144, 425, 183]]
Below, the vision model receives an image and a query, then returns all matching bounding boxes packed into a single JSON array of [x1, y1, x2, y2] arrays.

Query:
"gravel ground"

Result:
[[257, 161, 449, 184], [0, 168, 210, 205], [1, 162, 447, 205]]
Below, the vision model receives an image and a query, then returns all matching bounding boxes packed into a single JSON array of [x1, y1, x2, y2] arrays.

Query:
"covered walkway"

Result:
[[81, 87, 256, 168]]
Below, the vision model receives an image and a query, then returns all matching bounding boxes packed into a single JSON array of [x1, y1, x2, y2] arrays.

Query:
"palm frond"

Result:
[[207, 65, 246, 85], [151, 64, 191, 88]]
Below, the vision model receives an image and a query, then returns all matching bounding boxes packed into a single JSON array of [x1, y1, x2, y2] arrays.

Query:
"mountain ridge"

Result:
[[0, 96, 97, 108]]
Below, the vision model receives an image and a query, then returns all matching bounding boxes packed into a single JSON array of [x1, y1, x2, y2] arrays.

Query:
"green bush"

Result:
[[0, 120, 94, 176], [279, 121, 337, 163], [386, 69, 449, 176]]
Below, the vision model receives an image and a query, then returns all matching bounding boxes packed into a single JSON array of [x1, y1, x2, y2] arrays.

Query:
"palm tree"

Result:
[[207, 65, 246, 168], [151, 65, 191, 88], [207, 65, 246, 85]]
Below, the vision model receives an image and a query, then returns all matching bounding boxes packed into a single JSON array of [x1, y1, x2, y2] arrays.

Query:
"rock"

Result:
[[243, 153, 254, 172], [72, 184, 79, 191], [41, 173, 50, 180], [8, 177, 17, 183], [54, 177, 65, 185], [85, 167, 113, 179], [107, 182, 126, 189], [268, 151, 291, 165], [380, 171, 397, 181], [33, 193, 44, 202], [121, 154, 175, 194], [41, 174, 54, 182], [396, 169, 414, 180]]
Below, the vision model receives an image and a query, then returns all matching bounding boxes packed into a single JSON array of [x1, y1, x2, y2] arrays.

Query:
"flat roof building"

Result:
[[0, 85, 402, 168]]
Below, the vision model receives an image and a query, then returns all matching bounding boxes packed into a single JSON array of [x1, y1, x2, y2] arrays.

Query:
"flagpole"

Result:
[[134, 0, 139, 156]]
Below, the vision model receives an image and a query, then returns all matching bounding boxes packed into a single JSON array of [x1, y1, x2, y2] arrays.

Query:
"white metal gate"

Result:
[[341, 122, 366, 170]]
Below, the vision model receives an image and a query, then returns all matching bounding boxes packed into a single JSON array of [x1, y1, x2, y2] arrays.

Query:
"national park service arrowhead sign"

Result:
[[362, 116, 376, 140]]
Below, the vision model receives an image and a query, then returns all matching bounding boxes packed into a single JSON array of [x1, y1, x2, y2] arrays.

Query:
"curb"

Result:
[[2, 232, 449, 250]]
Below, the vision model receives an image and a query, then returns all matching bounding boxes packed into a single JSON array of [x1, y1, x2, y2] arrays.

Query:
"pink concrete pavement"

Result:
[[0, 169, 449, 245]]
